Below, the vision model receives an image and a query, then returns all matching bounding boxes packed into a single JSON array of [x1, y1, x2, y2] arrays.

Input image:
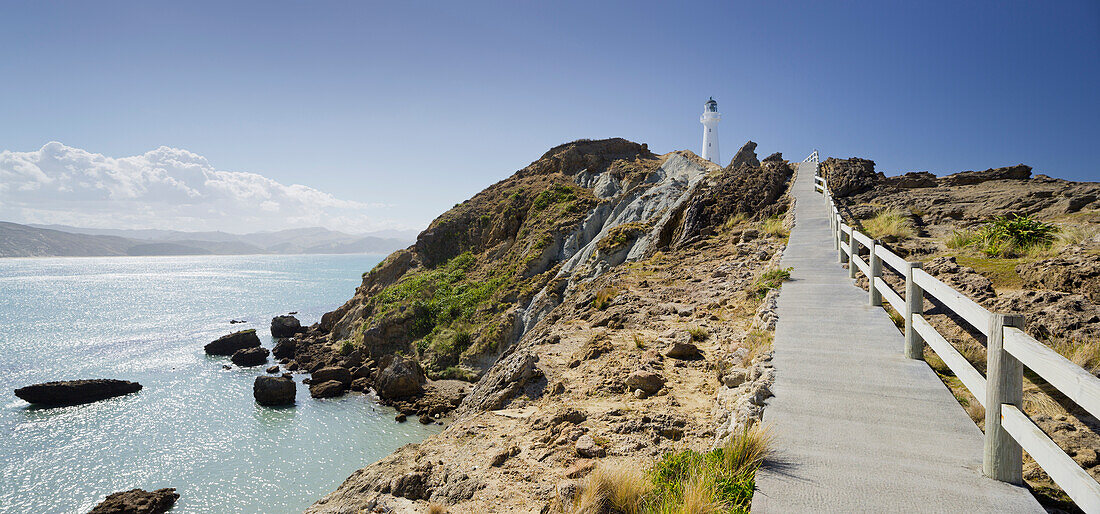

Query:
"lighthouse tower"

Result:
[[700, 97, 721, 164]]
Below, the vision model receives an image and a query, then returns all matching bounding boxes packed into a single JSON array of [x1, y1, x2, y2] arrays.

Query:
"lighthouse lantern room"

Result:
[[700, 97, 721, 164]]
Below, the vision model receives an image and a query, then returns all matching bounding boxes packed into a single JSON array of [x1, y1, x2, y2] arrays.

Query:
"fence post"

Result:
[[838, 226, 847, 264], [848, 232, 859, 279], [868, 240, 882, 306], [903, 262, 924, 359], [984, 313, 1026, 484]]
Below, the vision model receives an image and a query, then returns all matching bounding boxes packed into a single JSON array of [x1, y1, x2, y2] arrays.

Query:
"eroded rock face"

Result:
[[204, 329, 261, 355], [819, 157, 881, 197], [271, 315, 304, 338], [989, 290, 1100, 342], [254, 376, 295, 406], [374, 356, 426, 399], [939, 164, 1031, 186], [459, 352, 541, 413], [231, 346, 269, 367], [1017, 246, 1100, 303], [272, 338, 297, 359], [14, 379, 141, 406], [88, 487, 178, 514], [728, 141, 760, 169]]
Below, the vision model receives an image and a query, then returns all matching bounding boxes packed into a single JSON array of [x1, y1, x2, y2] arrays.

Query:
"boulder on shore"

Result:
[[373, 355, 426, 399], [271, 315, 305, 338], [14, 379, 141, 406], [231, 346, 269, 367], [272, 338, 297, 359], [311, 366, 352, 386], [309, 380, 348, 399], [204, 329, 261, 355], [89, 487, 178, 514], [254, 376, 295, 406]]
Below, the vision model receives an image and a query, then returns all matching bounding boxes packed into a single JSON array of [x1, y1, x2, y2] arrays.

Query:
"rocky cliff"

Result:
[[282, 138, 795, 512]]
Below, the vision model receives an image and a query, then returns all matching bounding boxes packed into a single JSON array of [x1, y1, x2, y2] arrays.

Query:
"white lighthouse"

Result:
[[700, 97, 721, 164]]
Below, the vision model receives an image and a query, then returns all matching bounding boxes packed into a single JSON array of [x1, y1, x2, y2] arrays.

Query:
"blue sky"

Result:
[[1, 1, 1097, 232]]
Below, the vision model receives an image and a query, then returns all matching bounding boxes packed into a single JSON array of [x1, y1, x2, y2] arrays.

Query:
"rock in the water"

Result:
[[253, 376, 295, 406], [204, 329, 261, 355], [309, 380, 347, 398], [230, 346, 269, 367], [89, 487, 178, 514], [265, 365, 280, 374], [395, 413, 407, 422], [664, 341, 700, 359], [350, 377, 371, 392], [270, 315, 305, 338], [312, 366, 352, 386], [625, 371, 665, 394], [271, 338, 297, 359], [373, 356, 426, 399], [575, 434, 605, 458], [14, 379, 141, 406]]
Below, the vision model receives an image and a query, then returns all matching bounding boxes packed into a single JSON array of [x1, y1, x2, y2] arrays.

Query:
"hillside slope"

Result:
[[276, 139, 796, 512]]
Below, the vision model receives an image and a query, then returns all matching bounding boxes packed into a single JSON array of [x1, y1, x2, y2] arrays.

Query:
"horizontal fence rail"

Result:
[[814, 165, 1100, 512]]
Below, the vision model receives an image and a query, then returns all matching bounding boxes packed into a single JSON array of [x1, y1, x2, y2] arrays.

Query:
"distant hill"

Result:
[[2, 222, 414, 258]]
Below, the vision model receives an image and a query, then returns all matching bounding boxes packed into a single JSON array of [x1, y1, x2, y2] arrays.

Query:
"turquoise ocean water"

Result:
[[0, 254, 440, 513]]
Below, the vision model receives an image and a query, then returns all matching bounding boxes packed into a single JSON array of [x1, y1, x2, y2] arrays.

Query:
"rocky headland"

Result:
[[240, 139, 794, 512]]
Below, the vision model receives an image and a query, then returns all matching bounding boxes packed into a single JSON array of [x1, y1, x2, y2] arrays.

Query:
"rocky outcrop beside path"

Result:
[[88, 487, 178, 514], [14, 379, 141, 406]]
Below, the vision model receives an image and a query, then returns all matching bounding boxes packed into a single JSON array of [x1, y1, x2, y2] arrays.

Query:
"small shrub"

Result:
[[592, 287, 619, 311], [647, 424, 772, 512], [862, 207, 916, 242], [632, 333, 647, 349], [687, 326, 709, 342], [945, 228, 980, 249], [964, 213, 1058, 257], [340, 340, 355, 355], [750, 267, 792, 298]]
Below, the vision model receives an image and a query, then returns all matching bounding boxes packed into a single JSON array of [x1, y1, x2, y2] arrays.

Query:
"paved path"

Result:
[[751, 162, 1042, 513]]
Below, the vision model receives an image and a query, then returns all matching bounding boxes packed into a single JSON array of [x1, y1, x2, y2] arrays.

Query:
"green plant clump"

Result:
[[532, 184, 577, 211], [978, 214, 1057, 257], [750, 267, 792, 298]]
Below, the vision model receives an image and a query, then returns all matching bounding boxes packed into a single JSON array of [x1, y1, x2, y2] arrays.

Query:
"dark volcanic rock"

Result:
[[253, 376, 295, 406], [204, 329, 261, 355], [270, 315, 305, 338], [374, 355, 426, 399], [230, 346, 269, 367], [88, 487, 178, 514], [312, 366, 352, 386], [14, 379, 141, 406], [882, 171, 938, 189], [309, 380, 348, 399], [271, 338, 297, 359], [819, 157, 881, 197], [728, 141, 760, 169], [675, 156, 793, 245], [1017, 247, 1100, 303]]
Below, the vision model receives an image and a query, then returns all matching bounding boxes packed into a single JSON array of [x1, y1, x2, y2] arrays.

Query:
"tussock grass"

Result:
[[964, 398, 986, 425], [945, 228, 980, 250], [750, 267, 792, 298], [862, 207, 916, 242], [561, 426, 773, 514], [687, 326, 709, 342], [1049, 336, 1100, 373], [427, 504, 448, 514], [737, 330, 773, 367], [1024, 388, 1067, 418], [760, 216, 787, 238], [592, 287, 619, 311], [633, 333, 648, 349]]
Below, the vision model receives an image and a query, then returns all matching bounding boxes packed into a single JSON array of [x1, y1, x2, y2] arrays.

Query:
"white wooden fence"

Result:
[[812, 168, 1100, 513]]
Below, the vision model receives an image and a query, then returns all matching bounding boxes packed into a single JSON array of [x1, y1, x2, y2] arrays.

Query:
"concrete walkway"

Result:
[[751, 162, 1042, 513]]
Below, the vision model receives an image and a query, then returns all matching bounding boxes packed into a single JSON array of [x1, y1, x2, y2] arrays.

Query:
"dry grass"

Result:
[[632, 332, 647, 349], [737, 330, 773, 367], [964, 398, 986, 425], [567, 461, 653, 514], [427, 504, 448, 514], [687, 326, 709, 342], [1049, 336, 1100, 373], [863, 207, 916, 242], [717, 423, 774, 476], [592, 287, 619, 311], [761, 216, 788, 238], [1024, 387, 1067, 418], [677, 475, 721, 514]]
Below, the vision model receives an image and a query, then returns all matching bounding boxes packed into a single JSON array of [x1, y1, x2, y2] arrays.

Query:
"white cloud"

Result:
[[0, 142, 402, 233]]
